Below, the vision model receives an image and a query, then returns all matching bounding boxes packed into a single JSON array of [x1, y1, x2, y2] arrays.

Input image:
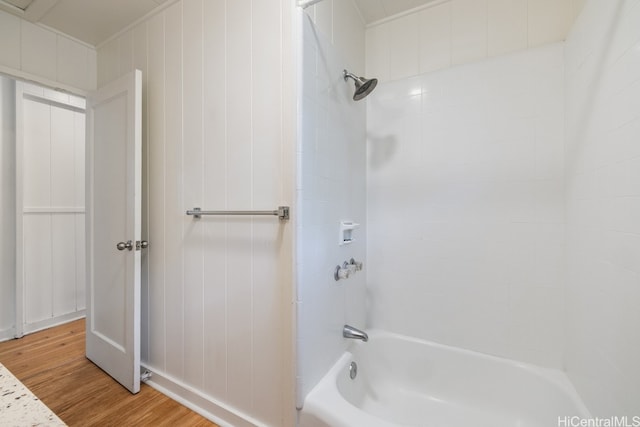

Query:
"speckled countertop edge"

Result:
[[0, 363, 67, 427]]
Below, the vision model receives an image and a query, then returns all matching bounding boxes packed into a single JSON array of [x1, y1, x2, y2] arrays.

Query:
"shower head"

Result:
[[343, 69, 377, 101]]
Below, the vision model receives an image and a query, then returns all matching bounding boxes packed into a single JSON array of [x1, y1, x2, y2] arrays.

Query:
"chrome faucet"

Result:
[[343, 324, 368, 342]]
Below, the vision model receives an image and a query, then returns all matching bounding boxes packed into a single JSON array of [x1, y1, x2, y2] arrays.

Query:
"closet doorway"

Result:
[[0, 75, 86, 340]]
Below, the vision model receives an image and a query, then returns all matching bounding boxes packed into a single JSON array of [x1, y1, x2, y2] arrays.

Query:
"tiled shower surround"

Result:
[[367, 43, 566, 368], [296, 3, 367, 407], [365, 0, 640, 418], [564, 0, 640, 417]]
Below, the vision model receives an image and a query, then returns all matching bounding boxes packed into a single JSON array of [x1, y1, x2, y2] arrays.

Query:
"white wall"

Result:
[[97, 1, 295, 426], [0, 76, 16, 341], [564, 0, 640, 416], [18, 83, 86, 333], [366, 0, 586, 81], [367, 43, 565, 368], [296, 0, 367, 408], [0, 10, 96, 92]]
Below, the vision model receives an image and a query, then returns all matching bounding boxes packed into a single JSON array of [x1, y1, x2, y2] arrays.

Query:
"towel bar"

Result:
[[186, 206, 290, 220]]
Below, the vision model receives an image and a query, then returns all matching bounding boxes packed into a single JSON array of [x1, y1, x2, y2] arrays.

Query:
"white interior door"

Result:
[[85, 69, 142, 394]]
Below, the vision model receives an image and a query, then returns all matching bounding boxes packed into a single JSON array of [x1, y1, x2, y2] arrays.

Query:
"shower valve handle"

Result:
[[335, 265, 350, 281], [349, 258, 363, 271]]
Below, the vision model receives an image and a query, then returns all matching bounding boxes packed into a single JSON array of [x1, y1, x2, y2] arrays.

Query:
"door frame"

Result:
[[14, 80, 24, 339]]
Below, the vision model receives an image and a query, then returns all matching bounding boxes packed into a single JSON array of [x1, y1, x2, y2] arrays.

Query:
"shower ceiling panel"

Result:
[[353, 0, 442, 24]]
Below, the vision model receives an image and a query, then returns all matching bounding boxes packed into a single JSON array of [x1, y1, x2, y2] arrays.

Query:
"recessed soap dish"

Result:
[[339, 221, 360, 246]]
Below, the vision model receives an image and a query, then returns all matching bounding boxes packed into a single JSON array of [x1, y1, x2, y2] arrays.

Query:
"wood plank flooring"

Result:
[[0, 319, 217, 427]]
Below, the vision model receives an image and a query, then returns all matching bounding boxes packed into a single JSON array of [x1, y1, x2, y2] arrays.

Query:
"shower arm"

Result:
[[297, 0, 324, 9], [343, 70, 359, 82]]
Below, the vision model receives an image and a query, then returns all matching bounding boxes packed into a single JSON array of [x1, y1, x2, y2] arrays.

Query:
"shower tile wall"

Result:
[[297, 1, 366, 406], [367, 44, 565, 368], [366, 0, 585, 82], [565, 0, 640, 416]]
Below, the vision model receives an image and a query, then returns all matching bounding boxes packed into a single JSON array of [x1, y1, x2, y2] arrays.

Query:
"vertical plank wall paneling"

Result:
[[51, 215, 77, 315], [163, 1, 185, 381], [202, 0, 228, 401], [22, 99, 51, 208], [21, 91, 86, 330], [97, 1, 295, 425], [146, 10, 167, 373], [0, 10, 96, 92], [181, 0, 205, 389], [73, 114, 86, 310], [0, 6, 95, 339], [22, 98, 52, 325], [50, 106, 77, 317], [23, 214, 53, 323], [225, 0, 253, 411], [250, 0, 284, 421], [0, 77, 16, 340]]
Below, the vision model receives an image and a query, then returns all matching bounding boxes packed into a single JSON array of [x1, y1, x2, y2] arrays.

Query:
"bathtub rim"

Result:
[[357, 330, 590, 402], [300, 329, 591, 426]]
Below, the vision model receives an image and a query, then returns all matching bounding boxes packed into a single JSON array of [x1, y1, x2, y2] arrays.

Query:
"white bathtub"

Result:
[[299, 331, 590, 427]]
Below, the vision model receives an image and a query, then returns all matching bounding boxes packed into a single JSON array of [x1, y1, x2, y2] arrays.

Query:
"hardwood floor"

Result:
[[0, 319, 217, 427]]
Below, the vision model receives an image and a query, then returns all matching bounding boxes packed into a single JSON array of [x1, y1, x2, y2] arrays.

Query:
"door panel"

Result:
[[86, 69, 142, 394]]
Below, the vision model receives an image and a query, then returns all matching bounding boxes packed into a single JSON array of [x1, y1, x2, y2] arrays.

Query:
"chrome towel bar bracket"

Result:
[[186, 206, 290, 221]]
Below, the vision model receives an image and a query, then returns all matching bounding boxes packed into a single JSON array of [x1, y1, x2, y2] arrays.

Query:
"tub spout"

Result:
[[343, 325, 368, 342]]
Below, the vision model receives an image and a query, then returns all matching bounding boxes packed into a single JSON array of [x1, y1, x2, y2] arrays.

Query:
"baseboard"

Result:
[[22, 311, 86, 335], [141, 364, 268, 427], [0, 328, 16, 343]]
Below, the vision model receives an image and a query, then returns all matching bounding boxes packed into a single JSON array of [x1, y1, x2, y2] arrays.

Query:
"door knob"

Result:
[[136, 240, 149, 250], [116, 240, 133, 251]]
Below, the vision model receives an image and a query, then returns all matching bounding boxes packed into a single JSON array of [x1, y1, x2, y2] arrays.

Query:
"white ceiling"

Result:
[[353, 0, 441, 24], [4, 0, 33, 10], [0, 0, 438, 47], [0, 0, 170, 46]]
